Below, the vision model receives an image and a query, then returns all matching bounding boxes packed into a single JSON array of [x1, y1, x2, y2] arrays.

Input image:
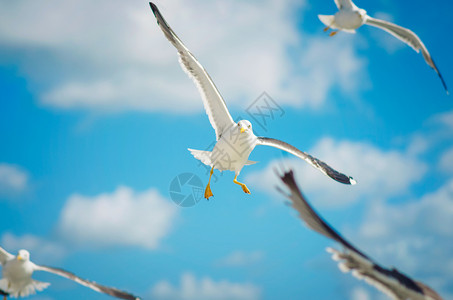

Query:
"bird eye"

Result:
[[248, 125, 251, 128], [237, 123, 240, 126]]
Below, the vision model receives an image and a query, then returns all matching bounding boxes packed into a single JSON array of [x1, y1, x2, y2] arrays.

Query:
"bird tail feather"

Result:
[[4, 279, 50, 298], [318, 15, 337, 28], [188, 148, 212, 166], [0, 279, 9, 294]]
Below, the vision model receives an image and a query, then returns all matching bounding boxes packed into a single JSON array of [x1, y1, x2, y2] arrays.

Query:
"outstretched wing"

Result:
[[334, 0, 355, 9], [257, 137, 356, 185], [277, 170, 365, 255], [278, 170, 443, 300], [149, 2, 235, 139], [365, 16, 448, 94], [0, 246, 14, 265], [34, 265, 140, 300]]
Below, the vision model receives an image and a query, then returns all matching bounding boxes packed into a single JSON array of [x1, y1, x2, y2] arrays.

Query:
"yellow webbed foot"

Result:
[[233, 175, 251, 195], [329, 31, 338, 37], [323, 26, 330, 32], [241, 184, 251, 194], [204, 183, 213, 200]]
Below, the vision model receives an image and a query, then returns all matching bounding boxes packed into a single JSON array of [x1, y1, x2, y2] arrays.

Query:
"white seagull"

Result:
[[0, 247, 140, 299], [277, 169, 443, 300], [149, 2, 356, 199], [319, 0, 448, 94]]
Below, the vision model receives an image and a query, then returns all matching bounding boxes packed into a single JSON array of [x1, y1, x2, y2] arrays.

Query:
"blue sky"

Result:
[[0, 0, 452, 299]]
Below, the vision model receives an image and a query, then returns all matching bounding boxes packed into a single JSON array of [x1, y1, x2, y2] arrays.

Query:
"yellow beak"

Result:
[[17, 255, 23, 261], [240, 128, 246, 133]]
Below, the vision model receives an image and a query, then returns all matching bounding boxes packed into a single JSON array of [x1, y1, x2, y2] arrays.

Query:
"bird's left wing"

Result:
[[277, 170, 443, 300], [256, 137, 356, 185], [149, 2, 235, 140], [365, 16, 448, 94], [0, 246, 14, 265], [34, 265, 140, 300]]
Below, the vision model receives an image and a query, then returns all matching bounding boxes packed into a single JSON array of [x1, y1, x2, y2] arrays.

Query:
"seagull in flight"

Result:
[[319, 0, 448, 94], [0, 247, 140, 299], [277, 169, 443, 300], [149, 2, 356, 199]]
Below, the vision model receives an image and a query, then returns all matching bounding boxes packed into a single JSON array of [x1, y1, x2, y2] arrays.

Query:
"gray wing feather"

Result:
[[278, 170, 444, 300], [35, 265, 140, 300], [0, 246, 14, 265], [365, 16, 448, 94], [334, 0, 355, 9], [149, 2, 235, 139], [257, 137, 356, 185]]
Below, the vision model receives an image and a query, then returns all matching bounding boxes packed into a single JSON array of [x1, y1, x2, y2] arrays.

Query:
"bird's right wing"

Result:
[[257, 137, 356, 185], [277, 170, 443, 300], [34, 265, 140, 300], [149, 2, 235, 140], [334, 0, 355, 9], [365, 16, 448, 94], [0, 246, 14, 265]]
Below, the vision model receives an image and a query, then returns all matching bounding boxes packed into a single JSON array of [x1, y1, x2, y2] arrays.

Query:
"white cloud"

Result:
[[353, 179, 453, 297], [57, 186, 178, 249], [247, 137, 427, 207], [1, 233, 66, 263], [151, 272, 261, 300], [0, 0, 366, 114], [0, 163, 29, 195], [439, 146, 453, 173], [294, 35, 368, 107], [216, 251, 264, 267], [431, 110, 453, 130], [350, 287, 370, 300]]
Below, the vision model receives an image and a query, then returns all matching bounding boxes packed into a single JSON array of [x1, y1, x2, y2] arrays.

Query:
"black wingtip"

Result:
[[438, 72, 449, 96], [149, 2, 158, 17], [430, 57, 449, 95]]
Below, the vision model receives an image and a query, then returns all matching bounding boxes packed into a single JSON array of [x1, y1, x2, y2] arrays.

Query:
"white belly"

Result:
[[335, 10, 364, 30], [211, 127, 257, 172], [3, 260, 34, 292]]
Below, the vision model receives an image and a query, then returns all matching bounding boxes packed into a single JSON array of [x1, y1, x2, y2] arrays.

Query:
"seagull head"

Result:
[[17, 249, 30, 262], [237, 120, 252, 134]]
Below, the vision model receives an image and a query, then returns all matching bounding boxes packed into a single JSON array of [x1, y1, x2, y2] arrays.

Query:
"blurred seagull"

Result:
[[319, 0, 448, 94], [277, 169, 443, 300], [149, 2, 356, 199], [0, 247, 140, 300]]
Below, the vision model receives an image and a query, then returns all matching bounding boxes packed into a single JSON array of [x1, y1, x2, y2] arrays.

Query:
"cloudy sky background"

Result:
[[0, 0, 452, 299]]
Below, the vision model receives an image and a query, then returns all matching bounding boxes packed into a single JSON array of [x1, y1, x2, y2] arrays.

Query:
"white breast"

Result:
[[3, 260, 34, 293], [334, 10, 364, 30], [211, 125, 257, 172]]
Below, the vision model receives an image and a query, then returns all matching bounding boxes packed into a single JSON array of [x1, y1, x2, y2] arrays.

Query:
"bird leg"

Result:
[[329, 31, 338, 37], [233, 175, 251, 194], [204, 167, 214, 199], [323, 26, 330, 32]]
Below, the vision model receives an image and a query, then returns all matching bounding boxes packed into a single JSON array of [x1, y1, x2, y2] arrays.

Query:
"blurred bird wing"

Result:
[[0, 247, 14, 265], [365, 16, 448, 93], [35, 265, 140, 300], [278, 170, 444, 300], [334, 0, 355, 9]]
